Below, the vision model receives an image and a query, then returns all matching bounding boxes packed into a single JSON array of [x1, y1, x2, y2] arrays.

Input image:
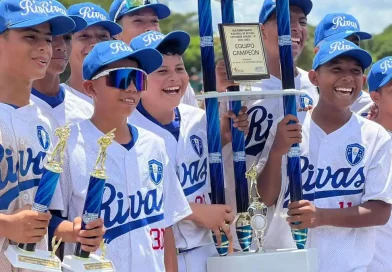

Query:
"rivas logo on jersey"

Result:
[[283, 156, 365, 208], [346, 144, 365, 166], [190, 135, 203, 158], [180, 157, 207, 197], [299, 94, 313, 109], [245, 105, 274, 156], [101, 183, 164, 243], [37, 126, 50, 151], [148, 159, 163, 185], [0, 144, 47, 210]]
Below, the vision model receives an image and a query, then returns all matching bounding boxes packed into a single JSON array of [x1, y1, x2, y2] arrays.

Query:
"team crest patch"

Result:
[[346, 143, 365, 166], [190, 135, 203, 158], [300, 94, 313, 109], [148, 159, 163, 185], [37, 126, 50, 151]]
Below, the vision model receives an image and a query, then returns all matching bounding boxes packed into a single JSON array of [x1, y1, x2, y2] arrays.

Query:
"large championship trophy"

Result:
[[62, 129, 116, 272], [5, 125, 71, 271], [195, 0, 318, 271]]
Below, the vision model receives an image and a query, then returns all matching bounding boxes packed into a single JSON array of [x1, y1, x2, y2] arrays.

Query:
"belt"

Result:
[[177, 246, 201, 255]]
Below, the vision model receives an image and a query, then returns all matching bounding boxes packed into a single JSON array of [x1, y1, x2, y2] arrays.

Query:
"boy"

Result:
[[64, 3, 122, 104], [31, 0, 93, 127], [109, 0, 198, 107], [256, 40, 392, 272], [314, 13, 373, 116], [218, 0, 319, 249], [129, 30, 249, 271], [366, 57, 392, 271], [54, 40, 191, 272], [0, 0, 78, 270]]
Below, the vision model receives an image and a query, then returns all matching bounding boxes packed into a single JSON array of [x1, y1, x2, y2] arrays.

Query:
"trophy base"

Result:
[[207, 248, 318, 272], [62, 254, 116, 271], [4, 245, 62, 271], [196, 90, 306, 102]]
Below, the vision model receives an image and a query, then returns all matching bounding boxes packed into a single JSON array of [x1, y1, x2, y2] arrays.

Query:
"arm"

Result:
[[287, 200, 391, 229], [256, 115, 302, 206], [164, 227, 178, 272]]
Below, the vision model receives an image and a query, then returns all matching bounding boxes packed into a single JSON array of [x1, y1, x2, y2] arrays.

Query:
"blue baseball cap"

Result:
[[368, 57, 392, 92], [312, 39, 372, 70], [42, 0, 87, 33], [130, 30, 190, 54], [68, 3, 122, 36], [259, 0, 313, 24], [314, 13, 372, 47], [83, 40, 163, 80], [109, 0, 170, 23], [0, 0, 76, 36]]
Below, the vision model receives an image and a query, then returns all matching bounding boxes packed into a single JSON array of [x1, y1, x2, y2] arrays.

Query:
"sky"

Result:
[[161, 0, 392, 35]]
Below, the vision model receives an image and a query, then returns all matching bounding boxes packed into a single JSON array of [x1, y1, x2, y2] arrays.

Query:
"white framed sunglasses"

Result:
[[92, 67, 148, 92]]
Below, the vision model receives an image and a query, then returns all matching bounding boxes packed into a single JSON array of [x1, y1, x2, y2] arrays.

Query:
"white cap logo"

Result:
[[332, 16, 358, 30], [79, 6, 107, 20], [110, 41, 134, 54], [329, 41, 354, 54], [380, 58, 392, 75], [142, 32, 164, 47]]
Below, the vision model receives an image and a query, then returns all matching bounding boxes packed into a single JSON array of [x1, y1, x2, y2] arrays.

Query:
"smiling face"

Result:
[[262, 6, 308, 61], [84, 58, 142, 117], [142, 54, 189, 112], [309, 56, 365, 109], [0, 23, 53, 81], [115, 8, 160, 44], [69, 25, 111, 75]]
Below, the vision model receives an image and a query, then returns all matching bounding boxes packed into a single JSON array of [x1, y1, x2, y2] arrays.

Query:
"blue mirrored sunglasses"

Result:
[[92, 67, 148, 92]]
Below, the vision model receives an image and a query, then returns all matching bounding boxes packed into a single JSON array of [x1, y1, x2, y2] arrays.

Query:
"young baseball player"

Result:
[[0, 0, 100, 270], [217, 0, 319, 249], [366, 57, 392, 271], [314, 13, 373, 116], [256, 40, 392, 272], [109, 0, 199, 107], [53, 40, 192, 272], [129, 30, 249, 271], [31, 0, 93, 127], [63, 2, 122, 104]]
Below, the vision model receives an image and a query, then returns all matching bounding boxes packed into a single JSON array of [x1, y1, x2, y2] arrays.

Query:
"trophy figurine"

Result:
[[62, 129, 116, 272], [246, 165, 268, 252], [5, 124, 71, 272]]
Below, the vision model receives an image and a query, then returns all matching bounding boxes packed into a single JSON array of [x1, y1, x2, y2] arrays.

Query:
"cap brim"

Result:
[[10, 15, 76, 36], [157, 31, 190, 54], [317, 48, 372, 70], [87, 21, 123, 36], [122, 3, 171, 20], [69, 15, 88, 33], [325, 31, 373, 42]]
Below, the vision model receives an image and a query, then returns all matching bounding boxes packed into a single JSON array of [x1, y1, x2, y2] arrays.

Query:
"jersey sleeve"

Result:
[[163, 152, 192, 228], [362, 128, 392, 204]]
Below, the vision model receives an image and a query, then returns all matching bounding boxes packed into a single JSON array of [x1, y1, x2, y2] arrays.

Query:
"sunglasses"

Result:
[[92, 67, 148, 92]]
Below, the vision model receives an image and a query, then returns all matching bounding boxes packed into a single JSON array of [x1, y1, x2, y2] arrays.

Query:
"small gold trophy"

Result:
[[246, 164, 268, 252]]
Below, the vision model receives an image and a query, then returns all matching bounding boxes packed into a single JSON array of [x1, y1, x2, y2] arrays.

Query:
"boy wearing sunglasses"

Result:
[[110, 0, 198, 107], [129, 30, 249, 272], [63, 3, 122, 104], [52, 40, 192, 272], [0, 0, 76, 270]]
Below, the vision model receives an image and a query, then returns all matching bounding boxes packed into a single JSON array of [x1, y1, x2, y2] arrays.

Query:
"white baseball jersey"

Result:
[[351, 90, 373, 117], [61, 83, 93, 105], [31, 86, 93, 127], [368, 130, 392, 272], [0, 102, 54, 272], [54, 120, 191, 272], [256, 112, 392, 272], [222, 68, 319, 248], [129, 104, 214, 251], [180, 83, 199, 108]]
